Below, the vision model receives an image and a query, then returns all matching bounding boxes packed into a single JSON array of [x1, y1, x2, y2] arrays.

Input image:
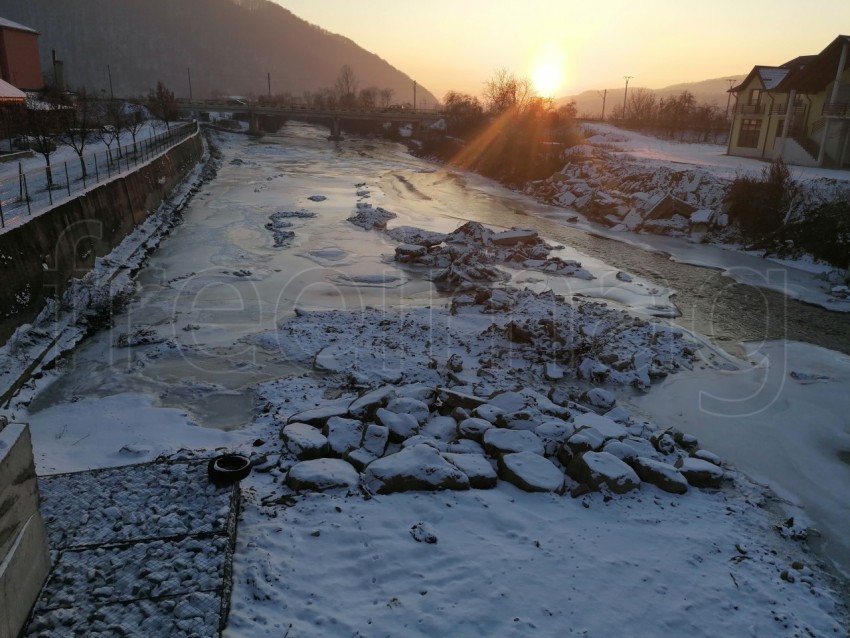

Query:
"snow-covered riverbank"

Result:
[[4, 124, 848, 635]]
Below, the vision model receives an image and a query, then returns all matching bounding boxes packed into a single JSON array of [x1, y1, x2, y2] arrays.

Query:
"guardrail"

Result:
[[823, 102, 850, 117], [0, 121, 198, 230]]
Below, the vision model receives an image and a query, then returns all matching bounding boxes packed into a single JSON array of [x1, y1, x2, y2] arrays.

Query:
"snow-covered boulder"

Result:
[[347, 203, 397, 230], [385, 397, 431, 424], [442, 453, 498, 489], [376, 408, 420, 442], [421, 416, 458, 441], [324, 417, 365, 457], [287, 459, 359, 491], [498, 452, 564, 492], [573, 413, 628, 440], [677, 457, 725, 488], [348, 386, 395, 418], [288, 398, 353, 426], [483, 428, 545, 457], [457, 417, 493, 442], [565, 427, 606, 454], [567, 451, 640, 494], [631, 457, 688, 495], [282, 423, 329, 460], [582, 388, 616, 410], [535, 420, 577, 457], [473, 404, 506, 424], [362, 444, 470, 494]]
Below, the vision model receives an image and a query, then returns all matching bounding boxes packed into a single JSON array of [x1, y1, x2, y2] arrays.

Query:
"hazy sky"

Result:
[[275, 0, 850, 99]]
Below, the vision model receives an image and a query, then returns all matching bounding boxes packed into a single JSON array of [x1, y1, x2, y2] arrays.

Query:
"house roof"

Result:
[[0, 16, 39, 35], [729, 66, 787, 93], [776, 35, 850, 93], [0, 77, 26, 101]]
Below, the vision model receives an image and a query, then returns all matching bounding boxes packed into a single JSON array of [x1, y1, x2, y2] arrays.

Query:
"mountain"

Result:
[[0, 0, 437, 104], [561, 75, 746, 118]]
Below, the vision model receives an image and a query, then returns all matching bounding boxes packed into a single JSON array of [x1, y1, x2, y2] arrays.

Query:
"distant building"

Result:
[[0, 16, 43, 91], [727, 35, 850, 169]]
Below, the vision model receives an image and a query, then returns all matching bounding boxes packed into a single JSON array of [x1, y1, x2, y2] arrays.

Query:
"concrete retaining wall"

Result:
[[0, 130, 204, 343], [0, 423, 50, 638]]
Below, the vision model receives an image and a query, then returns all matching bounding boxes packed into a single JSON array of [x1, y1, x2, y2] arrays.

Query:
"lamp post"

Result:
[[725, 78, 736, 118], [622, 76, 632, 119]]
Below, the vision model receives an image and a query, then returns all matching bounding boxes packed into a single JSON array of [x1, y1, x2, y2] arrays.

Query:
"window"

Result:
[[738, 119, 761, 148], [749, 89, 762, 105]]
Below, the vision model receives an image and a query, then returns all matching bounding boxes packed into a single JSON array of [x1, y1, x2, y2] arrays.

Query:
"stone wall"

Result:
[[0, 129, 203, 343]]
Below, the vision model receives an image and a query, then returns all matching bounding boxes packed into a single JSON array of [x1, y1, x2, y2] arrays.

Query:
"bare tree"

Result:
[[96, 99, 124, 163], [61, 88, 97, 178], [24, 92, 68, 190], [123, 97, 148, 154], [483, 69, 535, 115], [147, 81, 178, 132], [379, 88, 394, 108], [359, 86, 379, 109], [334, 65, 358, 108], [626, 88, 657, 124]]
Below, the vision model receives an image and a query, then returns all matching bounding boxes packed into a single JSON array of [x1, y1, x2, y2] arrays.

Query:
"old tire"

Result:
[[208, 454, 251, 485]]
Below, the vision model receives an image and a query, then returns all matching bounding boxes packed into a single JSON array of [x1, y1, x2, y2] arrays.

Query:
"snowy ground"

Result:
[[4, 125, 849, 635]]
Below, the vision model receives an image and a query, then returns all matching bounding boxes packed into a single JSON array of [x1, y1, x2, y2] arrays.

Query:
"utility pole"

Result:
[[107, 64, 114, 100], [622, 76, 632, 119], [413, 80, 417, 112], [187, 67, 193, 100], [268, 72, 271, 98], [598, 89, 607, 120], [725, 78, 736, 118]]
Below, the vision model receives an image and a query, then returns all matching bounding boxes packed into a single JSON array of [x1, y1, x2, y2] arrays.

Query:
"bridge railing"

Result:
[[0, 121, 198, 231]]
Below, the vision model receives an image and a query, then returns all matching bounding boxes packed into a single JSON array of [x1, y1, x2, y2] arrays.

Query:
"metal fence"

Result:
[[0, 121, 199, 230]]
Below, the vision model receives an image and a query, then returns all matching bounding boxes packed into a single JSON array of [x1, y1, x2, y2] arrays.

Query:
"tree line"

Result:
[[611, 88, 728, 142]]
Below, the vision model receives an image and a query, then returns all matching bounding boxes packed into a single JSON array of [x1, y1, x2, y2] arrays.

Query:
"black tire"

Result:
[[208, 454, 252, 485]]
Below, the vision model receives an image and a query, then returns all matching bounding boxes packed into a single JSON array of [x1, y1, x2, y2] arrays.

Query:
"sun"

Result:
[[530, 44, 567, 97]]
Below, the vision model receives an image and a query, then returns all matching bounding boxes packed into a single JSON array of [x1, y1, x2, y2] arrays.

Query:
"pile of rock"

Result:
[[274, 382, 727, 497], [392, 221, 594, 287]]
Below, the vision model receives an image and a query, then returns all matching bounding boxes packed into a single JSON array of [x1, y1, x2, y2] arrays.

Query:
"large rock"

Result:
[[348, 386, 395, 419], [565, 427, 606, 454], [362, 423, 389, 457], [567, 451, 640, 494], [457, 417, 493, 442], [442, 453, 498, 489], [385, 397, 431, 424], [582, 388, 616, 410], [288, 398, 353, 426], [677, 457, 725, 488], [631, 457, 688, 495], [324, 417, 365, 457], [420, 416, 457, 441], [363, 444, 470, 494], [572, 413, 628, 440], [535, 420, 577, 457], [376, 408, 420, 442], [483, 428, 545, 457], [287, 459, 360, 491], [498, 452, 564, 492], [281, 423, 329, 460]]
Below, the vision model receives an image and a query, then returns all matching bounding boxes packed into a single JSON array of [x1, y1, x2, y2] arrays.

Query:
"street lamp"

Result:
[[623, 76, 633, 119], [725, 78, 736, 118]]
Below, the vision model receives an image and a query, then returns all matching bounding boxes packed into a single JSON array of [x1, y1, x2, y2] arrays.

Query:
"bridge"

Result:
[[176, 99, 444, 139]]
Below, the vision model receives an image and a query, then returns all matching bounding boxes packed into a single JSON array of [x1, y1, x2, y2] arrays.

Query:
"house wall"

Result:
[[728, 76, 774, 159], [0, 28, 42, 91]]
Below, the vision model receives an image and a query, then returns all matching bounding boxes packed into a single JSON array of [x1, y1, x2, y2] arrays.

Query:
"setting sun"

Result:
[[530, 43, 567, 97]]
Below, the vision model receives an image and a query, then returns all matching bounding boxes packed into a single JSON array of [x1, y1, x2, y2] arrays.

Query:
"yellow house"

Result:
[[727, 35, 850, 168]]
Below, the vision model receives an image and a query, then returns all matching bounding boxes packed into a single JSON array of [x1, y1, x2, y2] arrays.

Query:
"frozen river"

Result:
[[25, 123, 850, 580]]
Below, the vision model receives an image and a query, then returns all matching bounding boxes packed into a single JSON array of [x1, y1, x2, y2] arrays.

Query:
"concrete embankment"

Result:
[[0, 131, 204, 344]]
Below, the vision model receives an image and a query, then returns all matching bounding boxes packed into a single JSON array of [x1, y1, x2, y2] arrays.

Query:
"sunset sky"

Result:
[[276, 0, 850, 99]]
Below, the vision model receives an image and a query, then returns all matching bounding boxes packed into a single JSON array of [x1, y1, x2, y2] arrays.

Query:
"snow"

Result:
[[5, 124, 849, 635]]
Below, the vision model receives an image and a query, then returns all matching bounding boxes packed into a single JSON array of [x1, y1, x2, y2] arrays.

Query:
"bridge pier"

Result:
[[327, 116, 344, 141], [248, 112, 261, 136]]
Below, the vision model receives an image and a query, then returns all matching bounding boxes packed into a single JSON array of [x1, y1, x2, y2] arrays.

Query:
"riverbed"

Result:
[[25, 122, 850, 581]]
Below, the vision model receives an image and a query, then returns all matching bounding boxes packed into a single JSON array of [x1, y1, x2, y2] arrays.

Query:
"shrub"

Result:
[[725, 160, 796, 239]]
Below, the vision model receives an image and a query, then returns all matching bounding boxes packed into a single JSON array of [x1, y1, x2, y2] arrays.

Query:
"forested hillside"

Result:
[[0, 0, 436, 103]]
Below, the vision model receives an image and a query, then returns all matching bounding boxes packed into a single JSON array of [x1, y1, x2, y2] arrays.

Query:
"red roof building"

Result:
[[0, 16, 43, 91]]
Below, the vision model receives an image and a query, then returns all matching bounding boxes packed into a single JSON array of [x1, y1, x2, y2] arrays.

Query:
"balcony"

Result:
[[735, 103, 765, 115], [823, 102, 850, 118]]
